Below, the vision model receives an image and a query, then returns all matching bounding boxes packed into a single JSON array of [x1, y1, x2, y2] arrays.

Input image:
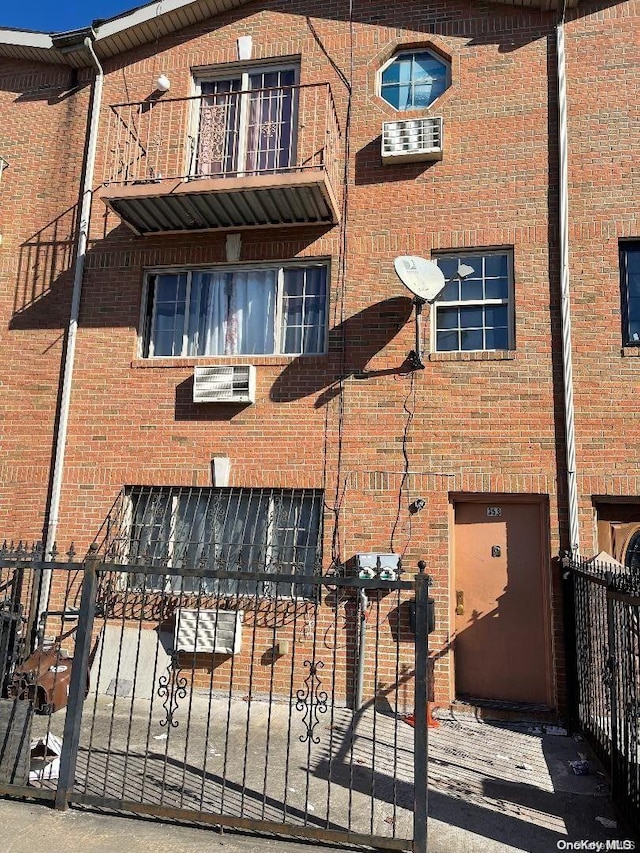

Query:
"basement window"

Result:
[[432, 251, 514, 352], [122, 486, 323, 598], [142, 263, 328, 357]]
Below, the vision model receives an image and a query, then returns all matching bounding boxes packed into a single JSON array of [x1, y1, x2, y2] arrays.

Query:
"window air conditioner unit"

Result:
[[175, 609, 243, 655], [381, 116, 443, 163], [193, 364, 256, 403]]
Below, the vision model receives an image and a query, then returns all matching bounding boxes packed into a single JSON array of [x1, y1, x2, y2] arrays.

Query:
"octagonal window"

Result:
[[379, 50, 449, 111]]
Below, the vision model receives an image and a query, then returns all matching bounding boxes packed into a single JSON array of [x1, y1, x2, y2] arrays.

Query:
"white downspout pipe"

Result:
[[557, 18, 580, 555], [38, 38, 104, 620]]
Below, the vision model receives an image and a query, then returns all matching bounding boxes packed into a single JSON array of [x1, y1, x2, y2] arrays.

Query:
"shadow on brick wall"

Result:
[[9, 204, 79, 330], [271, 296, 415, 404]]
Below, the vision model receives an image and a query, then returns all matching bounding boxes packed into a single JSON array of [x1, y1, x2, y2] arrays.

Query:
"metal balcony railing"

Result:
[[103, 82, 341, 196]]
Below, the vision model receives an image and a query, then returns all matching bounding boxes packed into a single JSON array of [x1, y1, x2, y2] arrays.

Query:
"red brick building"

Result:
[[0, 0, 638, 713]]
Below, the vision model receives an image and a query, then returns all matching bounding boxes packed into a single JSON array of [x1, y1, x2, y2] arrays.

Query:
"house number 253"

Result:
[[487, 507, 502, 517]]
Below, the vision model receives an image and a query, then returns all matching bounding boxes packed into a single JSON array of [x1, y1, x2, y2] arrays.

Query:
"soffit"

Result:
[[0, 0, 584, 68]]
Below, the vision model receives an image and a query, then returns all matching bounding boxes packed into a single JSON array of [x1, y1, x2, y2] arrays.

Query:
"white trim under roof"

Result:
[[0, 0, 585, 67], [0, 29, 53, 48]]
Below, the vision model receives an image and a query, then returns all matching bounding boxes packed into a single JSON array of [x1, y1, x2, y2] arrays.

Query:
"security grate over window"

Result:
[[98, 486, 323, 598]]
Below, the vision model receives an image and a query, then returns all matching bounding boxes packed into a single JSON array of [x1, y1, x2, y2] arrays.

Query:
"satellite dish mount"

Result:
[[393, 256, 447, 370]]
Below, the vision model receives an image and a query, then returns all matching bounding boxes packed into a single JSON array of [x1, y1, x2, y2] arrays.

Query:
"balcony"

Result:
[[100, 82, 342, 235]]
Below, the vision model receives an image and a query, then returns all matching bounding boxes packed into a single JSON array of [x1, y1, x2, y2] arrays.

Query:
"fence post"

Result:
[[413, 561, 429, 853], [54, 545, 99, 810], [560, 552, 579, 729], [606, 587, 619, 807]]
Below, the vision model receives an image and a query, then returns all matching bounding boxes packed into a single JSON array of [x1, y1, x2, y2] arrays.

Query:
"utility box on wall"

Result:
[[353, 553, 400, 581]]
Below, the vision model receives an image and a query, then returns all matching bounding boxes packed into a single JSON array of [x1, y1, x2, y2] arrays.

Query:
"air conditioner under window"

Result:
[[193, 364, 256, 404], [175, 609, 243, 655], [381, 116, 443, 163]]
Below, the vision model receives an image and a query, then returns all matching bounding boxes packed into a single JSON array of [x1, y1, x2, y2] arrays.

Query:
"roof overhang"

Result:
[[0, 0, 252, 67], [0, 0, 585, 68]]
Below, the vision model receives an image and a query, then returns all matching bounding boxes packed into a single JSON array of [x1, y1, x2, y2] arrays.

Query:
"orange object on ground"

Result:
[[403, 704, 440, 729]]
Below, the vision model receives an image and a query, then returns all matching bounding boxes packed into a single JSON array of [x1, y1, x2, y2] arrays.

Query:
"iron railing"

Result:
[[102, 82, 342, 196], [563, 553, 640, 835], [0, 542, 428, 852]]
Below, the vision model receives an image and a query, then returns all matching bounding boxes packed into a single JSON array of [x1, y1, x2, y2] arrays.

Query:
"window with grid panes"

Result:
[[142, 263, 328, 357], [432, 251, 513, 352], [379, 50, 449, 111], [124, 486, 323, 598]]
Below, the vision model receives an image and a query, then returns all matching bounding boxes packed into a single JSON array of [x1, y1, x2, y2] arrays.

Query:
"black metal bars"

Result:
[[0, 546, 426, 851], [564, 554, 640, 836]]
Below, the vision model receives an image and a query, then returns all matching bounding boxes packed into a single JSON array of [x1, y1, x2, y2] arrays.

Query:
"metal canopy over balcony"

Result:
[[101, 171, 338, 235], [100, 81, 341, 235]]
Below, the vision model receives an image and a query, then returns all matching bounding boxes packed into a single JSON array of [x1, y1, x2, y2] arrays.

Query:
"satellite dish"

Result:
[[394, 255, 446, 303]]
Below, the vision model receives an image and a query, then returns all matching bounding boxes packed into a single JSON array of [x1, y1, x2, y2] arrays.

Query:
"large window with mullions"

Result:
[[432, 250, 514, 353], [124, 486, 323, 598], [142, 263, 328, 357]]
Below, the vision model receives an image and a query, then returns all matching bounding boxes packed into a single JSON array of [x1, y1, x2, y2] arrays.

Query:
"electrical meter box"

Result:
[[354, 553, 400, 581]]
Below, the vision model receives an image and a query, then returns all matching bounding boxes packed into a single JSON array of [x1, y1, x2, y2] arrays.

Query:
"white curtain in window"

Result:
[[190, 270, 276, 355]]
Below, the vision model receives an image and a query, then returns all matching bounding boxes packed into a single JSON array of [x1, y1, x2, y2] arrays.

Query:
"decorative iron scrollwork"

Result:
[[157, 654, 187, 729], [260, 119, 279, 139], [198, 104, 227, 165], [296, 659, 328, 744]]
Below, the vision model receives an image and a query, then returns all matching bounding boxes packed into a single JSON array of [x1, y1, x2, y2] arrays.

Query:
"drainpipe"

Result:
[[355, 589, 368, 710], [556, 11, 580, 555], [38, 37, 104, 621]]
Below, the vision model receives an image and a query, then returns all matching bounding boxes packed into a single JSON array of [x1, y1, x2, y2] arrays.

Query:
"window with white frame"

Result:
[[378, 50, 449, 111], [125, 486, 323, 597], [143, 263, 328, 357], [432, 251, 514, 352], [192, 64, 298, 178]]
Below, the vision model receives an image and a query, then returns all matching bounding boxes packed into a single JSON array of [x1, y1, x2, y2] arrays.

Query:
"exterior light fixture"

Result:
[[156, 74, 171, 92]]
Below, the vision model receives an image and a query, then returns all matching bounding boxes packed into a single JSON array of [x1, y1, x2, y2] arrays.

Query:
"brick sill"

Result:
[[428, 350, 516, 363], [131, 355, 325, 369]]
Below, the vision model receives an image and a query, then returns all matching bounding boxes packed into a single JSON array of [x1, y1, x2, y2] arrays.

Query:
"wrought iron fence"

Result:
[[103, 82, 342, 195], [0, 541, 429, 852], [563, 553, 640, 834]]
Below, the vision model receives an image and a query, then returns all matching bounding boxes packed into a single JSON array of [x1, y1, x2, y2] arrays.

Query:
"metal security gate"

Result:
[[563, 553, 640, 836], [0, 541, 429, 852]]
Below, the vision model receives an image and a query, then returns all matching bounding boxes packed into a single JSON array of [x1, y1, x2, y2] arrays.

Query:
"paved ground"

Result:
[[3, 708, 631, 852]]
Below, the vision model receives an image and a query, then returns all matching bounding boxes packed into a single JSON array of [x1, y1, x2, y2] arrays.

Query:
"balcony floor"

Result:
[[100, 170, 340, 235]]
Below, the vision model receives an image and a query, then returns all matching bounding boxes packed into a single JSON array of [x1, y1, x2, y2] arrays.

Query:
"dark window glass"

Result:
[[124, 487, 323, 598], [621, 243, 640, 345]]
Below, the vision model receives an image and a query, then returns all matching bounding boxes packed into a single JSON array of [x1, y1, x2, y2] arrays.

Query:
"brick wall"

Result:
[[0, 59, 90, 539], [2, 0, 636, 708]]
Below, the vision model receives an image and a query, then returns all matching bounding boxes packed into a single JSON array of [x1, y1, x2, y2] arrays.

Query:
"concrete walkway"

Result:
[[2, 714, 631, 852]]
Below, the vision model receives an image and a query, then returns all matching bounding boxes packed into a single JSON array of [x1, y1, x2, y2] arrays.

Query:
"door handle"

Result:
[[455, 590, 464, 616]]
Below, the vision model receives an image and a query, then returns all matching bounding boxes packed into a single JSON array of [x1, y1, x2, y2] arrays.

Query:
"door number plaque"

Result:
[[487, 507, 502, 517]]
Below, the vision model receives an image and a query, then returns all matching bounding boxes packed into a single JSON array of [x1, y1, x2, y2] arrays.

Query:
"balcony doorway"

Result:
[[193, 66, 298, 179]]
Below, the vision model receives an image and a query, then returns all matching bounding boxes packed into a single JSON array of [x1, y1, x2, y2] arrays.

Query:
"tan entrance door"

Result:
[[453, 500, 549, 705]]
